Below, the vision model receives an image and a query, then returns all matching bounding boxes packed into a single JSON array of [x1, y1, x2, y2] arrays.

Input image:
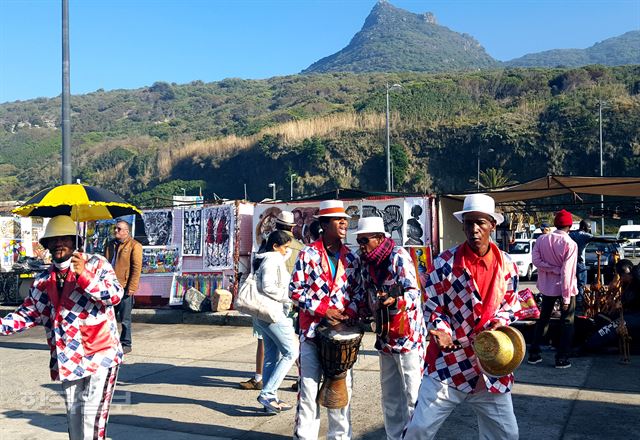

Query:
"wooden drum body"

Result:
[[316, 324, 363, 409]]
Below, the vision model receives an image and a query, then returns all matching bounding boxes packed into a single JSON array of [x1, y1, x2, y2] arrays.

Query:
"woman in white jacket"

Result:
[[254, 230, 300, 414]]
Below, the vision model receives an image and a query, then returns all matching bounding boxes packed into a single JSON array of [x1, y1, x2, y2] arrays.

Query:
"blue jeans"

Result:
[[115, 294, 133, 347], [576, 263, 588, 306], [255, 314, 299, 400]]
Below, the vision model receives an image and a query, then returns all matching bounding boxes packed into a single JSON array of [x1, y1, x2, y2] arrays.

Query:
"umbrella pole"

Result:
[[75, 209, 79, 251]]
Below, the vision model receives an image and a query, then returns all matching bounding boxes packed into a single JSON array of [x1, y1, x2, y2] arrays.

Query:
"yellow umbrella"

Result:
[[13, 183, 142, 249], [13, 183, 141, 222]]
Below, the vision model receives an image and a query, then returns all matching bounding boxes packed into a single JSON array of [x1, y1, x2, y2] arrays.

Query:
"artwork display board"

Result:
[[142, 246, 181, 274], [182, 208, 203, 256], [139, 209, 173, 246], [85, 215, 136, 255], [202, 205, 235, 270], [252, 202, 320, 251], [0, 239, 26, 270], [253, 197, 430, 250], [169, 272, 224, 306], [408, 247, 433, 291], [403, 197, 431, 247], [0, 218, 20, 240]]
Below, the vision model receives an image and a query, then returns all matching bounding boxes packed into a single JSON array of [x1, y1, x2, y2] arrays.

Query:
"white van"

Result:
[[508, 239, 537, 280], [618, 225, 640, 257]]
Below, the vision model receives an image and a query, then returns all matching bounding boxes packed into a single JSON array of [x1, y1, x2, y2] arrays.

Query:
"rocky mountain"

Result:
[[506, 30, 640, 67], [302, 0, 498, 74]]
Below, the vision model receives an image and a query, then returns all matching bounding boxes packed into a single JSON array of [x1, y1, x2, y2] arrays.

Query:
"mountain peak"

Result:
[[303, 1, 496, 74]]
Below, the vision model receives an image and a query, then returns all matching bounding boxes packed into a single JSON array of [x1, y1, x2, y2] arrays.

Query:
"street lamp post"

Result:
[[386, 83, 402, 192], [290, 173, 297, 200], [180, 187, 186, 197], [268, 182, 276, 201], [599, 100, 605, 234]]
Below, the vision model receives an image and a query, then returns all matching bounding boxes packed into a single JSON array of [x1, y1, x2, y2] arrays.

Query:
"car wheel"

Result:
[[525, 265, 533, 281]]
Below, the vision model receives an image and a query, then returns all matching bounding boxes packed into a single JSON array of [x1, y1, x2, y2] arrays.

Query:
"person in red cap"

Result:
[[528, 209, 578, 368]]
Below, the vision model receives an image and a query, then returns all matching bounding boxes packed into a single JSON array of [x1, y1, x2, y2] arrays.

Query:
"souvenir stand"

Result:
[[122, 201, 252, 308], [0, 216, 49, 305], [251, 192, 438, 289]]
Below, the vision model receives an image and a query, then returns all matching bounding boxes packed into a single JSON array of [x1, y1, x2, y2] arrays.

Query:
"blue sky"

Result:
[[1, 0, 638, 103]]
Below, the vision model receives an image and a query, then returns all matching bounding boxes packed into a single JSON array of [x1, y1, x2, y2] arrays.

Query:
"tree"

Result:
[[470, 167, 517, 190]]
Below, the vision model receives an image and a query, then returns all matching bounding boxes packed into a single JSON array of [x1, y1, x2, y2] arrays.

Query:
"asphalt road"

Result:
[[1, 322, 639, 439]]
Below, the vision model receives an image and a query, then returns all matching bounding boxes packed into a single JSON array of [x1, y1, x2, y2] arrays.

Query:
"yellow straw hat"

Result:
[[39, 215, 77, 246], [473, 326, 525, 377]]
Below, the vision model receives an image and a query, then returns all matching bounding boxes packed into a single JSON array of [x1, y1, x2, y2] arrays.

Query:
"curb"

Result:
[[0, 305, 253, 326]]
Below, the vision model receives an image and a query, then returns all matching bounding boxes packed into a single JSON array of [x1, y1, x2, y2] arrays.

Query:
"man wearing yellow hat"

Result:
[[0, 215, 124, 440], [403, 194, 520, 440]]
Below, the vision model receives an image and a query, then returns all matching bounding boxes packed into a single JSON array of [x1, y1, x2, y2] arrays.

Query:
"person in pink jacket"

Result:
[[528, 209, 578, 369]]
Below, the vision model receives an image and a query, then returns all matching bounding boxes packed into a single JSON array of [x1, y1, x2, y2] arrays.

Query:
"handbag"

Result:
[[234, 269, 282, 323]]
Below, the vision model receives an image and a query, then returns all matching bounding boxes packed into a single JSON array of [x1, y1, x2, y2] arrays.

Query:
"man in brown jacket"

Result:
[[104, 219, 143, 354]]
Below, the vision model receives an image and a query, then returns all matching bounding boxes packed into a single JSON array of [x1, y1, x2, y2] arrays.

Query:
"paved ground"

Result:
[[1, 321, 639, 440]]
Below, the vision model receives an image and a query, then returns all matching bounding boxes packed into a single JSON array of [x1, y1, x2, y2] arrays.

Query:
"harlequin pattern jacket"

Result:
[[0, 254, 124, 382], [289, 239, 363, 341], [424, 244, 520, 394], [359, 246, 426, 355]]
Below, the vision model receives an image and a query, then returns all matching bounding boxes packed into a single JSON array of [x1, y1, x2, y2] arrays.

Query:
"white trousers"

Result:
[[294, 340, 352, 440], [62, 366, 119, 440], [379, 350, 423, 440], [402, 376, 518, 440]]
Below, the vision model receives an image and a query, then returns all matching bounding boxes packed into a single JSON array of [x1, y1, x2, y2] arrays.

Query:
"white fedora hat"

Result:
[[453, 194, 504, 225], [275, 211, 296, 227], [355, 217, 390, 237], [314, 200, 351, 219]]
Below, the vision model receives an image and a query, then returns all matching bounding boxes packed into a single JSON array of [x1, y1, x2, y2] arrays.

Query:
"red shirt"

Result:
[[460, 242, 497, 301]]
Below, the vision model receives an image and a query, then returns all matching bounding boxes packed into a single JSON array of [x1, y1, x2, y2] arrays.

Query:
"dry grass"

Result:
[[157, 112, 387, 177]]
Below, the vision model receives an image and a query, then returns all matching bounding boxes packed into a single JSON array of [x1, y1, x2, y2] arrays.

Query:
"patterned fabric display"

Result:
[[423, 245, 520, 394], [289, 239, 363, 342], [0, 254, 124, 382], [359, 247, 426, 355]]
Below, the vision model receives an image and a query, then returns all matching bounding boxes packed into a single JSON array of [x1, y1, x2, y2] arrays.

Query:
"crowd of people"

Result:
[[1, 194, 637, 440]]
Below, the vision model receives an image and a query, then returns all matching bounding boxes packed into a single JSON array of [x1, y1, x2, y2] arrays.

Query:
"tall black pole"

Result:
[[62, 0, 72, 184]]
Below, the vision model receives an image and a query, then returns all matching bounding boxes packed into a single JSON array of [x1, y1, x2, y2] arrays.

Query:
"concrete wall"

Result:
[[438, 197, 465, 253]]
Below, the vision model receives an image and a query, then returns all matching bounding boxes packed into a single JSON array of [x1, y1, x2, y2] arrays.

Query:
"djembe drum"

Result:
[[316, 324, 364, 409]]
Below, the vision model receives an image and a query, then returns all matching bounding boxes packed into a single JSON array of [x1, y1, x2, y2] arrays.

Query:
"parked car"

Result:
[[531, 227, 556, 240], [508, 239, 537, 281], [617, 225, 640, 258], [584, 240, 625, 283]]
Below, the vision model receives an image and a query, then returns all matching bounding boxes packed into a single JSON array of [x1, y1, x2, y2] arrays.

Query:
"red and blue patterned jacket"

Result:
[[424, 244, 520, 394], [289, 239, 363, 342], [1, 254, 124, 382], [359, 246, 426, 356]]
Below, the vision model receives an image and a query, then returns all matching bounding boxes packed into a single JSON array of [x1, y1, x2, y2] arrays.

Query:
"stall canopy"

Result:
[[444, 175, 640, 203], [292, 188, 425, 201]]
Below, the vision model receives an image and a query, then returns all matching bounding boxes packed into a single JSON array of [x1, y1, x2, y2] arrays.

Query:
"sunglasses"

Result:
[[356, 236, 380, 245]]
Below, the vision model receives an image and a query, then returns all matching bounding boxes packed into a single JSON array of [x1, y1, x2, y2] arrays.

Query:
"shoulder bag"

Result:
[[234, 268, 282, 323]]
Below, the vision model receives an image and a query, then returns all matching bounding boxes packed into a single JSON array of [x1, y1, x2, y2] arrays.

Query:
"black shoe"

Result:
[[555, 358, 572, 369], [123, 346, 132, 354], [527, 353, 542, 365]]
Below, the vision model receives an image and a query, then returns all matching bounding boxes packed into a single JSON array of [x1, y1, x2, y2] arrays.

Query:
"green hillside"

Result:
[[506, 31, 640, 68], [0, 66, 639, 206]]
